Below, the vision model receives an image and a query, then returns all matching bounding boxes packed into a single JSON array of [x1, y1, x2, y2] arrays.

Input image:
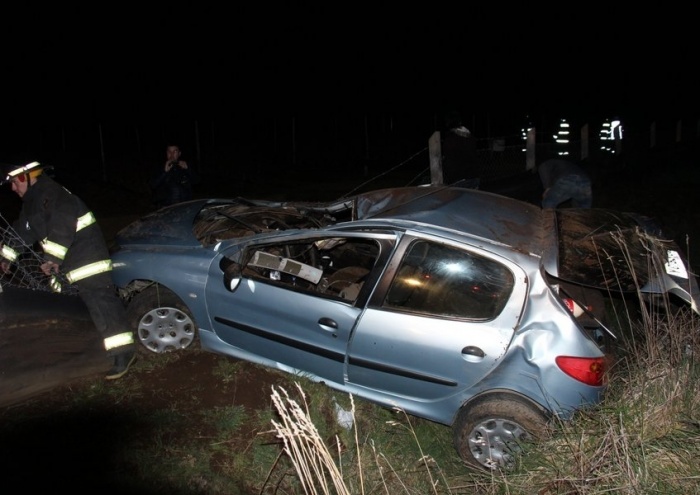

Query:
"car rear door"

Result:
[[346, 233, 529, 401]]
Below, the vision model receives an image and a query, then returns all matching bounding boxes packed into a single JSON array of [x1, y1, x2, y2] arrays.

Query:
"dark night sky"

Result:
[[1, 5, 698, 128]]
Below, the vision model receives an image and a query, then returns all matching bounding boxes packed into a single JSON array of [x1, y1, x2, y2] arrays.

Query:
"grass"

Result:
[[249, 297, 700, 494], [2, 300, 698, 493]]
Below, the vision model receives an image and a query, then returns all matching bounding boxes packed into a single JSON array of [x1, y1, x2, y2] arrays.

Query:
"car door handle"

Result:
[[462, 346, 485, 358], [318, 317, 338, 330]]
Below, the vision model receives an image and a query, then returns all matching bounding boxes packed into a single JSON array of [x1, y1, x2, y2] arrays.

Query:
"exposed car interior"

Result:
[[235, 236, 380, 303]]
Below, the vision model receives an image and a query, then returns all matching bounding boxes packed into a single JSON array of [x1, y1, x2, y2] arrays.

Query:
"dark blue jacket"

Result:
[[150, 164, 199, 207]]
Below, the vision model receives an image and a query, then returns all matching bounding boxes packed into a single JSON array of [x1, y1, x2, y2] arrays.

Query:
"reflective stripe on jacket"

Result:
[[66, 259, 113, 283], [1, 244, 18, 262], [41, 238, 68, 260], [49, 275, 63, 293], [40, 212, 97, 261], [49, 260, 113, 293], [76, 212, 96, 232]]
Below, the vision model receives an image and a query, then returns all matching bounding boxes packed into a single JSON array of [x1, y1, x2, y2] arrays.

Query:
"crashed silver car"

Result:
[[110, 186, 700, 470]]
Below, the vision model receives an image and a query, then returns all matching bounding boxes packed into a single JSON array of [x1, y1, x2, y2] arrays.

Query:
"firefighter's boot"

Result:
[[105, 351, 136, 380]]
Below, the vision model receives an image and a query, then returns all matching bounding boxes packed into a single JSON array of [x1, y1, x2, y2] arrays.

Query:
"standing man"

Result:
[[0, 161, 136, 380], [538, 158, 593, 209], [150, 144, 199, 208]]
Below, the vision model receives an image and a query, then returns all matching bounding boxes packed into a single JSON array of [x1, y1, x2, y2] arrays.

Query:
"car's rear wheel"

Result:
[[452, 394, 550, 471], [126, 285, 197, 353]]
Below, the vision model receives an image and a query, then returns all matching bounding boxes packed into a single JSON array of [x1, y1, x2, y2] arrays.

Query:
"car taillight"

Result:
[[562, 297, 592, 317], [555, 356, 606, 386]]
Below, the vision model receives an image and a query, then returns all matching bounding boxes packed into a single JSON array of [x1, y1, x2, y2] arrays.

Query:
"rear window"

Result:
[[383, 240, 514, 320]]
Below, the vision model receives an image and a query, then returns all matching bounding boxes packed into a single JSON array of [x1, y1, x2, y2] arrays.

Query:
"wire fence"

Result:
[[0, 214, 79, 295]]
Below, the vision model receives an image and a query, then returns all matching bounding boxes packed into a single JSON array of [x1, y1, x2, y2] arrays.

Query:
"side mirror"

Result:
[[220, 257, 242, 292]]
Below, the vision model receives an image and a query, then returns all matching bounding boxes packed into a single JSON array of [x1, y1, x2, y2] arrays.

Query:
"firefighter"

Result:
[[0, 161, 136, 379]]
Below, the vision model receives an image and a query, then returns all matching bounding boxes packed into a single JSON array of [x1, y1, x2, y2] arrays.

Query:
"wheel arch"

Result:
[[454, 388, 552, 425], [119, 279, 175, 304]]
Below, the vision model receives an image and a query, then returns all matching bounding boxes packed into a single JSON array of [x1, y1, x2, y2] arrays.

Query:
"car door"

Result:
[[204, 231, 396, 385], [346, 233, 529, 402]]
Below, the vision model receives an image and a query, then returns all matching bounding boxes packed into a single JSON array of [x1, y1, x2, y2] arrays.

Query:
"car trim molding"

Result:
[[214, 316, 345, 363], [348, 356, 459, 386], [215, 316, 458, 386]]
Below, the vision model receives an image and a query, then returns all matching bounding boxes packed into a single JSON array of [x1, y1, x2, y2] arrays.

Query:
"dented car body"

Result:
[[111, 186, 700, 470]]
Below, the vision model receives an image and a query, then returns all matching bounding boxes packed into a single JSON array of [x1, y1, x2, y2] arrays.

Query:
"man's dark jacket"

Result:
[[10, 175, 110, 272]]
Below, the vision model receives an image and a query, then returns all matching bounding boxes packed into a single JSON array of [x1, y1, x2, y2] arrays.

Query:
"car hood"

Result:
[[542, 208, 700, 314], [114, 197, 355, 248], [115, 199, 215, 248]]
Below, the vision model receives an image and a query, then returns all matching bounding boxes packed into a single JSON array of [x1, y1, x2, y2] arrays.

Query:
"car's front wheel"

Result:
[[126, 285, 197, 353], [452, 394, 550, 471]]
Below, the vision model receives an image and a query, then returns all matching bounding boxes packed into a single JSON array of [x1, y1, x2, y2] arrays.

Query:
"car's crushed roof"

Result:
[[116, 187, 546, 255], [353, 186, 545, 254]]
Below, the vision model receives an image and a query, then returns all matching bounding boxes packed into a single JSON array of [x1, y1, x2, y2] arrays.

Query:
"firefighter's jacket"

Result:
[[1, 175, 112, 284]]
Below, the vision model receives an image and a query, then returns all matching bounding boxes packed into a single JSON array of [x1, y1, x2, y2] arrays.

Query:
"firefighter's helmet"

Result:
[[1, 161, 46, 185]]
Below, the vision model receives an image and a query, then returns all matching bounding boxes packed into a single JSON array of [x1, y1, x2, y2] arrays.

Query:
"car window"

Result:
[[241, 237, 380, 303], [383, 240, 514, 320]]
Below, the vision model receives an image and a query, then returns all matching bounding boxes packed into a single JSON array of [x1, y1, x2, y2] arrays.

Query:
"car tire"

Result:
[[126, 285, 198, 354], [452, 394, 550, 471]]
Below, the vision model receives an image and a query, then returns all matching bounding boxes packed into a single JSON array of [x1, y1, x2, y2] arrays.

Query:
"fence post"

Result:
[[429, 131, 443, 185], [525, 128, 536, 172]]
